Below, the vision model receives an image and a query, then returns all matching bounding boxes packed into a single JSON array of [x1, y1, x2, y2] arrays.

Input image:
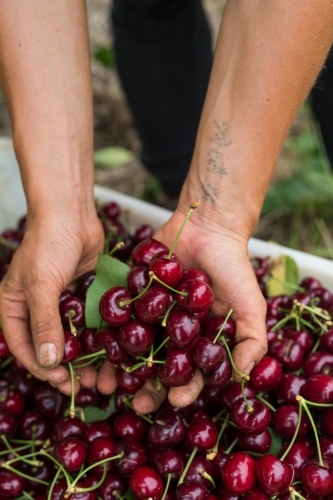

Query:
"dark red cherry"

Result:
[[149, 251, 184, 287], [191, 337, 226, 371], [116, 437, 148, 475], [0, 470, 25, 499], [272, 404, 310, 439], [243, 488, 270, 500], [185, 419, 218, 450], [132, 238, 169, 267], [256, 454, 294, 495], [119, 319, 154, 356], [236, 429, 272, 454], [321, 408, 333, 437], [60, 296, 85, 328], [231, 397, 271, 435], [80, 328, 99, 354], [102, 201, 121, 221], [222, 452, 257, 495], [99, 473, 127, 500], [250, 257, 269, 280], [276, 373, 306, 403], [183, 268, 212, 286], [113, 410, 147, 440], [75, 270, 96, 299], [87, 436, 117, 476], [158, 348, 196, 387], [0, 410, 17, 438], [320, 435, 333, 459], [300, 277, 322, 291], [166, 310, 200, 349], [61, 330, 82, 364], [284, 328, 314, 354], [176, 482, 208, 500], [34, 383, 66, 418], [0, 388, 25, 416], [303, 374, 333, 404], [0, 330, 11, 359], [176, 279, 215, 313], [205, 358, 232, 387], [148, 409, 186, 448], [249, 356, 283, 392], [301, 458, 333, 497], [320, 329, 333, 353], [19, 410, 50, 439], [184, 456, 216, 490], [55, 437, 87, 471], [134, 224, 154, 244], [99, 287, 132, 326], [310, 287, 333, 310], [280, 441, 311, 479], [127, 265, 150, 295], [156, 449, 184, 480], [304, 351, 333, 377], [134, 285, 172, 323], [268, 338, 304, 371], [116, 366, 144, 394], [85, 420, 113, 444], [54, 416, 86, 442], [95, 327, 128, 364], [203, 315, 236, 345], [129, 466, 164, 500], [220, 382, 257, 410]]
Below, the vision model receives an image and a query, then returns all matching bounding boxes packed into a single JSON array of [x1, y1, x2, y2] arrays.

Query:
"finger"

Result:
[[74, 365, 98, 389], [51, 375, 81, 395], [97, 360, 117, 395], [25, 279, 65, 368], [2, 307, 69, 385], [168, 368, 204, 408], [132, 377, 167, 414]]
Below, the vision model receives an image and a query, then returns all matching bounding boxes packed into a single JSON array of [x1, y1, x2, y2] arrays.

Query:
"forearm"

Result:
[[0, 0, 95, 221], [181, 0, 333, 240]]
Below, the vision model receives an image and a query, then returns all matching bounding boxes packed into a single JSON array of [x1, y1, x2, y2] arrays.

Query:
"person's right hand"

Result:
[[0, 211, 104, 394]]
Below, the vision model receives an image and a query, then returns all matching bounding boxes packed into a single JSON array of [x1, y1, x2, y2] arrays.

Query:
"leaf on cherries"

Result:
[[268, 428, 282, 456], [266, 255, 299, 297], [85, 252, 130, 328], [83, 393, 115, 423], [123, 490, 136, 500]]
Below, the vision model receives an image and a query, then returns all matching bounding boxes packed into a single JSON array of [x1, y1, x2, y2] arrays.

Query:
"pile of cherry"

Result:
[[0, 201, 333, 500]]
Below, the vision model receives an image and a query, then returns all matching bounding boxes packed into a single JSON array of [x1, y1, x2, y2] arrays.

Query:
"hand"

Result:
[[129, 205, 268, 413], [0, 212, 104, 394]]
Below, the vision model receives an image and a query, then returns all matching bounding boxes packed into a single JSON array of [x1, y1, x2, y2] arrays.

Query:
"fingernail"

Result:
[[38, 343, 58, 367], [244, 361, 255, 376]]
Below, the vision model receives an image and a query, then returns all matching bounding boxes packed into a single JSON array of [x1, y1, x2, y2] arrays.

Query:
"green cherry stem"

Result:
[[73, 355, 106, 369], [150, 272, 188, 296], [280, 402, 303, 461], [0, 356, 13, 369], [68, 310, 77, 336], [68, 362, 76, 418], [199, 469, 216, 490], [220, 336, 247, 381], [161, 474, 172, 500], [207, 413, 230, 460], [66, 464, 107, 496], [119, 275, 154, 306], [224, 437, 239, 455], [109, 241, 125, 257], [71, 454, 124, 489], [74, 349, 106, 365], [47, 467, 62, 500], [178, 446, 198, 485], [241, 377, 253, 413], [213, 309, 234, 344], [256, 394, 276, 412], [291, 489, 307, 500], [168, 201, 200, 258], [161, 301, 177, 327], [22, 492, 34, 500], [40, 450, 73, 486], [1, 446, 42, 468], [1, 464, 49, 486], [296, 395, 324, 466]]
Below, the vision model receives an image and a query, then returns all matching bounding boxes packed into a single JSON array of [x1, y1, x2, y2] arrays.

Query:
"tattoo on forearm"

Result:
[[202, 120, 231, 204]]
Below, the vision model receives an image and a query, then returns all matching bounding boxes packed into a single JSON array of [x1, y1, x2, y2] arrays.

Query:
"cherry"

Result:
[[60, 484, 98, 500], [182, 268, 212, 286], [54, 416, 86, 442], [148, 409, 186, 448], [7, 371, 36, 398], [33, 383, 66, 418], [59, 296, 85, 328], [108, 232, 135, 261], [320, 435, 333, 459], [304, 351, 333, 376], [128, 265, 150, 295], [222, 452, 257, 495], [250, 257, 269, 280], [303, 374, 333, 404], [75, 387, 100, 407], [19, 409, 50, 439], [102, 200, 121, 221], [268, 338, 304, 371], [184, 456, 216, 490], [301, 458, 333, 497], [231, 397, 271, 435], [300, 276, 323, 290], [134, 224, 154, 243], [256, 454, 294, 495], [149, 251, 184, 287], [99, 287, 132, 326], [132, 238, 169, 267], [320, 328, 333, 353], [280, 441, 311, 479], [158, 348, 196, 387], [185, 419, 218, 450], [119, 319, 154, 356], [80, 328, 99, 354], [220, 382, 257, 410], [134, 285, 173, 323], [0, 387, 25, 416], [176, 279, 215, 313], [0, 470, 25, 499], [191, 337, 226, 371], [87, 436, 117, 476], [176, 482, 208, 500], [156, 449, 184, 480], [85, 420, 113, 444], [310, 287, 333, 310], [113, 410, 147, 440], [235, 429, 272, 454], [116, 366, 145, 394], [55, 436, 87, 471], [75, 270, 96, 299], [22, 460, 54, 493], [59, 288, 74, 305], [99, 473, 127, 500], [275, 373, 306, 403], [95, 327, 128, 364], [320, 408, 333, 437], [116, 437, 148, 475], [243, 488, 270, 500], [0, 330, 11, 358], [249, 356, 283, 392], [166, 310, 201, 349], [272, 404, 310, 439], [61, 330, 82, 364], [284, 328, 314, 354], [0, 410, 17, 437], [129, 465, 164, 500], [205, 358, 232, 387], [46, 478, 68, 500]]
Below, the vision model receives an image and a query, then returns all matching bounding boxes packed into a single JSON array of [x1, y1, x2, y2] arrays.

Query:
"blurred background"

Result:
[[0, 0, 332, 258]]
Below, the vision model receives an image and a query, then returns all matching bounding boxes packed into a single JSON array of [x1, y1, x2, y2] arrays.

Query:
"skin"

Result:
[[0, 0, 333, 412]]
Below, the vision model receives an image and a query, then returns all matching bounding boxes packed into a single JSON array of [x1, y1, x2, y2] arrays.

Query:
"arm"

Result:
[[0, 1, 104, 391], [133, 1, 333, 411]]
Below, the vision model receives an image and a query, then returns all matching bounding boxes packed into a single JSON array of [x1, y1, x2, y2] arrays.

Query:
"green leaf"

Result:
[[94, 147, 134, 169], [268, 428, 282, 456], [85, 253, 130, 328], [123, 489, 136, 500], [83, 394, 115, 424], [266, 255, 299, 297], [93, 46, 115, 69]]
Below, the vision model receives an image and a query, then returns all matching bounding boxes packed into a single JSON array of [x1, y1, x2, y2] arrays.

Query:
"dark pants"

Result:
[[111, 0, 213, 198], [309, 49, 333, 168]]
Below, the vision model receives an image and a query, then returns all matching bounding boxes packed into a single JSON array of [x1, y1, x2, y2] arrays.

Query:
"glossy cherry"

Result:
[[55, 437, 87, 471], [99, 287, 132, 326], [256, 454, 294, 495], [158, 348, 196, 387], [222, 452, 257, 495], [176, 279, 215, 313], [249, 356, 283, 392], [149, 250, 184, 287], [166, 310, 200, 349]]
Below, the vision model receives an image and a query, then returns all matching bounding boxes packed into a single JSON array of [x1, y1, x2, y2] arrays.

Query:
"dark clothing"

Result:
[[111, 0, 213, 197]]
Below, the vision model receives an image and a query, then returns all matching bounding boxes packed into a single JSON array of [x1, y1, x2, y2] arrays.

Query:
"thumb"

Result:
[[27, 281, 65, 368]]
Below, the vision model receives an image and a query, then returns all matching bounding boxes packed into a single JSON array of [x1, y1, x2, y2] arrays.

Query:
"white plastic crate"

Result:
[[1, 137, 333, 291]]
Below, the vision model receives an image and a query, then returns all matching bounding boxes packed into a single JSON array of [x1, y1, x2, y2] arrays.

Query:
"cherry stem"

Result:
[[207, 412, 230, 460], [224, 437, 239, 455], [1, 463, 49, 486], [152, 336, 171, 357], [295, 301, 331, 320], [0, 237, 18, 250], [161, 474, 171, 500], [1, 443, 42, 467], [119, 275, 154, 306], [168, 201, 200, 258], [40, 449, 73, 486], [0, 356, 13, 369], [241, 377, 253, 413], [310, 338, 321, 353], [109, 241, 125, 256], [177, 446, 198, 485], [68, 362, 76, 418], [291, 489, 307, 500], [220, 336, 247, 381], [47, 467, 62, 500], [150, 272, 188, 296], [213, 309, 234, 344], [22, 492, 34, 500], [300, 398, 333, 408], [0, 443, 32, 456], [66, 464, 107, 496], [71, 453, 124, 488], [161, 301, 177, 327], [256, 394, 276, 412], [296, 395, 323, 466], [68, 310, 77, 336], [74, 348, 106, 365], [280, 402, 303, 461], [199, 469, 216, 490], [73, 354, 105, 369]]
